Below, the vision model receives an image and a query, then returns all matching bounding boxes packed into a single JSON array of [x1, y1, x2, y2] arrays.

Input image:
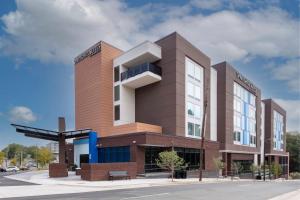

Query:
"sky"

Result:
[[0, 0, 299, 150]]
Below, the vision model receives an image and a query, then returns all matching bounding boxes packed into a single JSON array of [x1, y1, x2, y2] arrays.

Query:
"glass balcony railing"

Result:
[[121, 63, 162, 82]]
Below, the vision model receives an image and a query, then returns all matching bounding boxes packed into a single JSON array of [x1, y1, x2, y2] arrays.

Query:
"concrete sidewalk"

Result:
[[1, 171, 298, 199], [0, 170, 241, 198]]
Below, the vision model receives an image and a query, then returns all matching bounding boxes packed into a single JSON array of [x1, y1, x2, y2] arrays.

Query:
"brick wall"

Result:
[[49, 163, 68, 178], [81, 162, 137, 181]]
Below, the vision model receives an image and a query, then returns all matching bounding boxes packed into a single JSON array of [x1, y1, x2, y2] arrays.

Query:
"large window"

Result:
[[273, 111, 284, 151], [98, 146, 130, 163], [233, 82, 257, 146], [185, 57, 204, 138]]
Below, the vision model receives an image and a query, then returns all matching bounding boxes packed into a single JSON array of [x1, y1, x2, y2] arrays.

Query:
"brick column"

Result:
[[58, 133, 66, 164]]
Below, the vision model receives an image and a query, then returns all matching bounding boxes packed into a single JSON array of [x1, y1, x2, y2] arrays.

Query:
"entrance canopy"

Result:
[[11, 117, 93, 165], [11, 124, 92, 141]]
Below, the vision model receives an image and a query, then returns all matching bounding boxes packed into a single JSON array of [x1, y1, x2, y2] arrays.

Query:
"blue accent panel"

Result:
[[98, 146, 130, 163], [89, 132, 98, 163], [74, 138, 89, 145]]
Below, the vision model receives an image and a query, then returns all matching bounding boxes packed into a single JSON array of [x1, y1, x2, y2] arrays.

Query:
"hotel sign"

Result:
[[74, 42, 101, 64], [236, 72, 256, 93]]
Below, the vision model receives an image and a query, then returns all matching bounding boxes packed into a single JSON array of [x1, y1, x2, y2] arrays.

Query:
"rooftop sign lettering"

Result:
[[236, 72, 257, 93], [74, 42, 101, 64]]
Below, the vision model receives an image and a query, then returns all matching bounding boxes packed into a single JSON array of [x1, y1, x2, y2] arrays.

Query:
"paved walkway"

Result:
[[0, 171, 299, 199]]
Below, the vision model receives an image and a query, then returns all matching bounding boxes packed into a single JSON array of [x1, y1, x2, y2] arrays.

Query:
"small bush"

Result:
[[290, 172, 300, 179]]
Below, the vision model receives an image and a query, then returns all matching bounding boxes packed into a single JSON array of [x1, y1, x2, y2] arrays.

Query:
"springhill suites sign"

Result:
[[236, 72, 257, 93], [74, 42, 101, 64]]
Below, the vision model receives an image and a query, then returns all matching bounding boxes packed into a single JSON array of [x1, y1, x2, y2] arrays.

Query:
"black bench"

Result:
[[109, 171, 130, 180]]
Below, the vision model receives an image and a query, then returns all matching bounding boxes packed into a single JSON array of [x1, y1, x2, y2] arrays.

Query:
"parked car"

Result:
[[6, 166, 20, 172], [0, 167, 6, 172]]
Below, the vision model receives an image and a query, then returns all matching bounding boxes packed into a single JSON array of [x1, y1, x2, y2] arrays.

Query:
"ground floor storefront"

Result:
[[73, 132, 220, 180]]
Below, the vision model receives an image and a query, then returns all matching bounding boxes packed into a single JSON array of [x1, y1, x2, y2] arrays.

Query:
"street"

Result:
[[0, 172, 36, 186], [1, 180, 299, 200]]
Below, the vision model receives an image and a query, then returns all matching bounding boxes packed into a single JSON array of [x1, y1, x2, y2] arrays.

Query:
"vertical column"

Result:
[[58, 117, 66, 164], [89, 132, 98, 163], [58, 133, 66, 164]]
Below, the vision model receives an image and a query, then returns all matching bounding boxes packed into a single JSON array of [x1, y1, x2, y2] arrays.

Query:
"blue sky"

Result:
[[0, 0, 299, 149]]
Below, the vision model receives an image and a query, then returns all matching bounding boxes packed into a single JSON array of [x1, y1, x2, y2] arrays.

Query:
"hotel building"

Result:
[[73, 32, 288, 179]]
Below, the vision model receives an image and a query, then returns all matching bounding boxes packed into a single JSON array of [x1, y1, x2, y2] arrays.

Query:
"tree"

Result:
[[2, 143, 24, 159], [156, 150, 185, 181], [231, 162, 243, 177], [37, 147, 53, 168], [286, 132, 300, 172], [271, 163, 282, 179], [250, 164, 260, 178], [0, 151, 5, 167], [10, 157, 17, 166], [213, 157, 224, 177]]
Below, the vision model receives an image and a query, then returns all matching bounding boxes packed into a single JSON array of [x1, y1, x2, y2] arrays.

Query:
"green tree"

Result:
[[0, 151, 5, 166], [156, 150, 185, 181], [2, 143, 25, 159], [10, 157, 17, 166], [271, 163, 282, 179], [213, 157, 224, 177], [25, 146, 39, 159], [286, 132, 300, 172], [37, 147, 53, 168], [231, 162, 243, 176]]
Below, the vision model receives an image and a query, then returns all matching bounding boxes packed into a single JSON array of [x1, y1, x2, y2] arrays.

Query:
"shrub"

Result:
[[290, 172, 300, 179]]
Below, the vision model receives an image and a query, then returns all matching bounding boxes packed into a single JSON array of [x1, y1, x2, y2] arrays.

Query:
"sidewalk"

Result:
[[0, 170, 239, 198]]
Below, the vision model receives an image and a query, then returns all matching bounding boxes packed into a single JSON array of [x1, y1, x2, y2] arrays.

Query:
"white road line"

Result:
[[120, 193, 170, 199]]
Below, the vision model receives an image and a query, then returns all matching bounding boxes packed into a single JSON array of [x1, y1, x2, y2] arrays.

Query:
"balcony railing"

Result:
[[121, 63, 162, 82]]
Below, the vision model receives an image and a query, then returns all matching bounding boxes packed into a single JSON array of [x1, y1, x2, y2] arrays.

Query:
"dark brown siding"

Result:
[[213, 62, 261, 153], [135, 32, 211, 139], [263, 99, 287, 155]]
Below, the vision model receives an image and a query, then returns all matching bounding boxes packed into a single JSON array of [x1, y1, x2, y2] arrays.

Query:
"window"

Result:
[[195, 67, 201, 81], [195, 124, 201, 137], [114, 85, 120, 101], [98, 146, 130, 163], [195, 85, 201, 100], [114, 66, 120, 82], [188, 82, 193, 97], [185, 57, 203, 138], [195, 105, 201, 119], [234, 131, 241, 142], [187, 61, 194, 77], [114, 105, 120, 121], [187, 102, 194, 116], [233, 82, 257, 147], [188, 122, 194, 136]]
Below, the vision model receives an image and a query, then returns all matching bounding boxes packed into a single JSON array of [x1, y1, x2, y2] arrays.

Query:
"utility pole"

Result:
[[199, 99, 208, 181]]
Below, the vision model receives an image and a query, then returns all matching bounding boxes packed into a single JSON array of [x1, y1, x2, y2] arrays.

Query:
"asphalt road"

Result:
[[0, 172, 36, 186], [2, 180, 299, 200]]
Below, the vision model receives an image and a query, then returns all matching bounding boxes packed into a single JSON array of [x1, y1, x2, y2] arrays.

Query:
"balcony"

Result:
[[114, 41, 161, 67], [121, 63, 162, 89]]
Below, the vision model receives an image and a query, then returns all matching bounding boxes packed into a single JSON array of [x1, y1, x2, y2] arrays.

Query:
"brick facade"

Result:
[[81, 162, 137, 181]]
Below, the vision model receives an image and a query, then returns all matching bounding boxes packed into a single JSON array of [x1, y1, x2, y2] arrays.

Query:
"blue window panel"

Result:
[[98, 146, 130, 163]]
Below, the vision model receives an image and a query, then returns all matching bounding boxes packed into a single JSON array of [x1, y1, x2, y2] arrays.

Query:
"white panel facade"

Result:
[[74, 142, 89, 167], [260, 102, 265, 164], [210, 68, 217, 141]]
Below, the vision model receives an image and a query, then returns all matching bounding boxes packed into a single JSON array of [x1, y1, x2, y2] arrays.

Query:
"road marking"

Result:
[[239, 184, 251, 187], [120, 193, 170, 199]]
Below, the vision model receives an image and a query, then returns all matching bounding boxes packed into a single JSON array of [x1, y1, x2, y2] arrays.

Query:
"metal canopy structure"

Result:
[[11, 124, 92, 141], [11, 117, 93, 165]]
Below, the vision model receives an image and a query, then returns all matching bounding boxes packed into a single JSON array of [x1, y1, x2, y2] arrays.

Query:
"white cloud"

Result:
[[272, 58, 300, 93], [0, 0, 298, 65], [9, 106, 37, 123], [191, 0, 253, 10], [274, 99, 300, 132]]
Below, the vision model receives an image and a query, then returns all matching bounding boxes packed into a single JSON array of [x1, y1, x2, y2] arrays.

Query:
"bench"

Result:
[[109, 171, 130, 180]]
